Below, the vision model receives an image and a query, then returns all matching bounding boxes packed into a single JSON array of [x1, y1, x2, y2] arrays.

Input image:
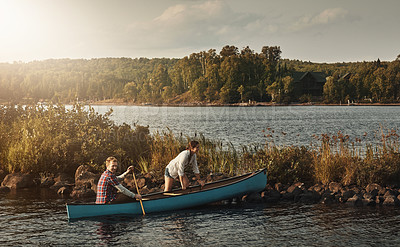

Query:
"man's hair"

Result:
[[106, 156, 118, 166]]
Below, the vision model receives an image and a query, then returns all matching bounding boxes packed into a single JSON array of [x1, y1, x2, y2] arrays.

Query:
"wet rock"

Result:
[[321, 192, 336, 204], [262, 189, 281, 203], [342, 189, 356, 202], [298, 191, 321, 204], [0, 186, 11, 193], [243, 192, 263, 202], [361, 198, 376, 206], [283, 183, 305, 202], [1, 173, 35, 189], [346, 194, 363, 206]]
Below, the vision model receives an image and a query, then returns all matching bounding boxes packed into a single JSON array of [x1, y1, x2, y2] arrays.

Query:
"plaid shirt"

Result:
[[96, 170, 120, 204]]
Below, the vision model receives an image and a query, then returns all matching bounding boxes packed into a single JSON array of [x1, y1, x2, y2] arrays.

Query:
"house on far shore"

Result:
[[291, 71, 327, 99]]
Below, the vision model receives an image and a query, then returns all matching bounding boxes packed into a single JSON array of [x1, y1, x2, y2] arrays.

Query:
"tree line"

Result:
[[1, 46, 400, 104]]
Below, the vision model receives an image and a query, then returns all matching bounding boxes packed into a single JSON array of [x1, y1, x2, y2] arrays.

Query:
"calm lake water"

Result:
[[91, 105, 400, 148], [2, 105, 400, 246], [2, 188, 400, 246]]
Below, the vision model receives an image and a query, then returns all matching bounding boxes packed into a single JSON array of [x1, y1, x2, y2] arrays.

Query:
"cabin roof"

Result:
[[292, 71, 326, 82]]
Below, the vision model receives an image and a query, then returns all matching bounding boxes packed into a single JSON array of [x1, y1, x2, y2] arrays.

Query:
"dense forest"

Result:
[[1, 45, 400, 104]]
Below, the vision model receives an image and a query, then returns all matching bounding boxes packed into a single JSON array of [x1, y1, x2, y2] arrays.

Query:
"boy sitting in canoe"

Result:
[[96, 156, 142, 204]]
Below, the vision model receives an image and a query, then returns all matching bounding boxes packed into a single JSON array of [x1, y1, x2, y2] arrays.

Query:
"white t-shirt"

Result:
[[166, 150, 200, 179]]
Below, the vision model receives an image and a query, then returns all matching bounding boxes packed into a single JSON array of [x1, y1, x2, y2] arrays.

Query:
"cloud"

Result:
[[289, 8, 348, 32], [123, 0, 267, 55]]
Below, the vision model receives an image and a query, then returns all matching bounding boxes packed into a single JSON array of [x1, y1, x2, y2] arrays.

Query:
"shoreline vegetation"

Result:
[[1, 103, 400, 207], [1, 46, 400, 107]]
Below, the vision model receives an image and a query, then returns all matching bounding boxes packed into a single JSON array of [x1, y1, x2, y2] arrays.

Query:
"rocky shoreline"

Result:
[[1, 166, 400, 207]]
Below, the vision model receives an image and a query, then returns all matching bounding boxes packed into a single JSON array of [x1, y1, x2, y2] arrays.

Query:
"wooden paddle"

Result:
[[132, 170, 145, 215]]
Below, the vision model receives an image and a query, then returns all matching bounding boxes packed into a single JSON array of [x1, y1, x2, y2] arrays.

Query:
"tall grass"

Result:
[[1, 103, 400, 187]]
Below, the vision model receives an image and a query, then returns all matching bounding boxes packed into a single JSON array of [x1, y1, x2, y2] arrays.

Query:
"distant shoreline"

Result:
[[89, 99, 400, 107]]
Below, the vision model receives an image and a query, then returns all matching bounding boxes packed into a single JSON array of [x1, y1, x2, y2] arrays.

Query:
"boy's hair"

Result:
[[187, 140, 199, 150], [106, 156, 118, 166]]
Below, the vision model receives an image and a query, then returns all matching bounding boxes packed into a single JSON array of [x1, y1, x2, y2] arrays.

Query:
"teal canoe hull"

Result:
[[66, 168, 267, 219]]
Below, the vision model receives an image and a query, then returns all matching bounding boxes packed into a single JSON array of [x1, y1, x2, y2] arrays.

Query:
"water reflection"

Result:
[[161, 214, 205, 246]]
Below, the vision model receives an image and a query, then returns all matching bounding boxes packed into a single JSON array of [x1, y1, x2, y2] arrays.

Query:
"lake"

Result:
[[2, 105, 400, 246], [91, 105, 400, 148], [1, 188, 400, 246]]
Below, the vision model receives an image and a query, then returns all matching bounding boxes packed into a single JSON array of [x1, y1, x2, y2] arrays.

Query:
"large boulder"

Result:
[[74, 165, 99, 191], [1, 173, 35, 189], [70, 165, 99, 199]]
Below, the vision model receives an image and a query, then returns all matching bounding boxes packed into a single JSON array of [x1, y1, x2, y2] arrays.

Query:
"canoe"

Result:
[[66, 168, 267, 219]]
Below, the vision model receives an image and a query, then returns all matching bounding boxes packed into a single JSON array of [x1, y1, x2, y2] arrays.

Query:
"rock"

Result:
[[262, 190, 281, 203], [298, 191, 321, 204], [0, 170, 6, 183], [40, 177, 55, 188], [361, 198, 376, 206], [383, 189, 397, 199], [1, 173, 35, 189], [74, 165, 98, 191], [274, 183, 284, 192], [320, 191, 336, 204], [57, 186, 72, 195], [55, 173, 74, 184], [309, 183, 325, 194], [363, 192, 375, 201], [365, 183, 382, 193], [70, 186, 96, 199], [345, 194, 363, 206], [243, 192, 263, 202], [0, 186, 11, 193], [342, 189, 356, 202], [287, 183, 304, 193], [382, 195, 400, 206], [137, 177, 146, 188], [329, 182, 342, 193], [375, 196, 384, 205]]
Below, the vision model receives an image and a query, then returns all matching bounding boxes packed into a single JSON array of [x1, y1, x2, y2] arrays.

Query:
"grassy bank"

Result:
[[1, 103, 399, 187]]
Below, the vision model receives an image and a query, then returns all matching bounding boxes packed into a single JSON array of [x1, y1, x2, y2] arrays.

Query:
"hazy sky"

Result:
[[1, 0, 399, 63]]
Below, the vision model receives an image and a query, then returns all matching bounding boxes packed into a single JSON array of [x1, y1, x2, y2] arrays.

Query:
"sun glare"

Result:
[[0, 0, 49, 61]]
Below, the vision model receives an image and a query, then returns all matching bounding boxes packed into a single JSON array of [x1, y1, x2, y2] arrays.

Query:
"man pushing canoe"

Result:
[[96, 156, 142, 204]]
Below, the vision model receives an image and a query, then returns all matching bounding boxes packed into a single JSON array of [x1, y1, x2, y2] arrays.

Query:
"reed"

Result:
[[1, 103, 400, 187]]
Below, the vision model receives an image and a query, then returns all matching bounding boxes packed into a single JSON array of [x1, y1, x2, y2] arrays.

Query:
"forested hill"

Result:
[[1, 45, 399, 104]]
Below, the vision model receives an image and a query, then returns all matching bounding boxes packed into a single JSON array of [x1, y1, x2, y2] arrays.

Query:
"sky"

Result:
[[1, 0, 399, 63]]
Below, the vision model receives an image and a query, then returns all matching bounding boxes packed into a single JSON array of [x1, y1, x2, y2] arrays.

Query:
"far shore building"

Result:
[[291, 71, 327, 99]]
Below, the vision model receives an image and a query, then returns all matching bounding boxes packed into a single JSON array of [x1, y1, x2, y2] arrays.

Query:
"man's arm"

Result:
[[115, 184, 141, 200]]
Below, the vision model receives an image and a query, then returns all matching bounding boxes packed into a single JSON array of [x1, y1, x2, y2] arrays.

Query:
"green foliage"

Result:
[[0, 104, 151, 175]]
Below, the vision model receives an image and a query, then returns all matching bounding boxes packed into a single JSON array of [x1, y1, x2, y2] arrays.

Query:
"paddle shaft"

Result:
[[132, 170, 145, 215]]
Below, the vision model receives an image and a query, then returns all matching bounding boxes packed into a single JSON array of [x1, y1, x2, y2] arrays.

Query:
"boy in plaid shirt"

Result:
[[96, 156, 142, 204]]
